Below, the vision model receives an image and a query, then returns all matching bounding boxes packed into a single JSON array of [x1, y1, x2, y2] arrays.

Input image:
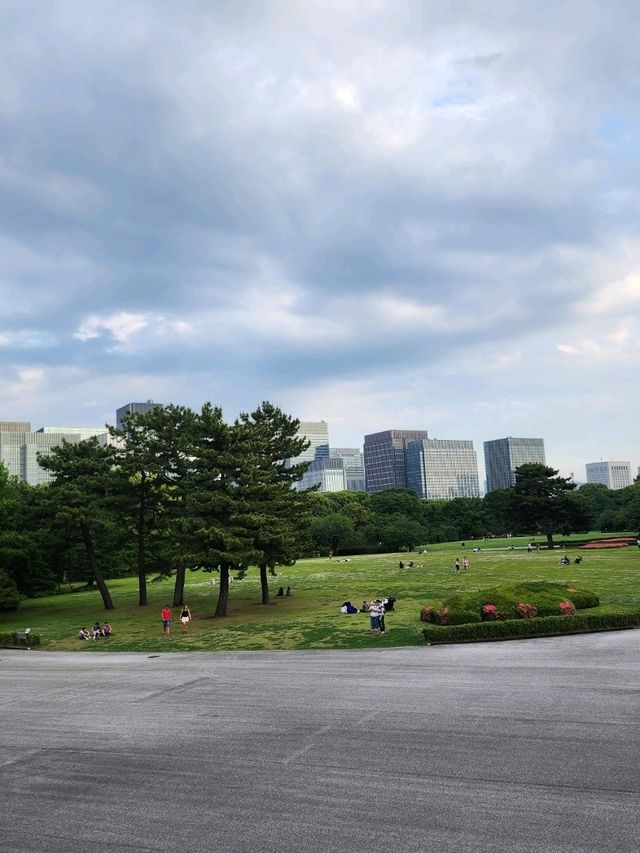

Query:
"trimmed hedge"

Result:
[[422, 611, 640, 644], [0, 632, 41, 648]]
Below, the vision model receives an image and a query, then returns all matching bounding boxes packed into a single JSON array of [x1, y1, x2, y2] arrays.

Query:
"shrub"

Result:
[[0, 632, 41, 647], [516, 602, 538, 619], [482, 603, 500, 621], [435, 607, 449, 626], [559, 600, 576, 616], [420, 606, 435, 623], [422, 611, 640, 644], [446, 608, 482, 625]]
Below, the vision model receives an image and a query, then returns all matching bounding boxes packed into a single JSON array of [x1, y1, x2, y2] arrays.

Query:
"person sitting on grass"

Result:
[[92, 622, 103, 639], [102, 622, 112, 636], [78, 627, 91, 641]]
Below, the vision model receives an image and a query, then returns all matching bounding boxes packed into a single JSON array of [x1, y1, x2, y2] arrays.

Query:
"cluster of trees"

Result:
[[0, 402, 310, 614], [1, 416, 638, 616], [298, 464, 640, 555]]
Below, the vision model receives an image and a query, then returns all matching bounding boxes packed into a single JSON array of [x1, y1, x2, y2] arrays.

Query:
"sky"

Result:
[[1, 0, 639, 484]]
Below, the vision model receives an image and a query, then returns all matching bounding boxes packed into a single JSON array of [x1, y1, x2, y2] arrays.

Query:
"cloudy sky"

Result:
[[1, 0, 638, 483]]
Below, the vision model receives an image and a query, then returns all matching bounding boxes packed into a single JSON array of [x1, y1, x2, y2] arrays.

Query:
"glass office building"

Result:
[[299, 457, 347, 492], [330, 447, 365, 492], [483, 437, 546, 492], [285, 421, 330, 468], [585, 461, 631, 490], [406, 439, 480, 500], [363, 429, 429, 493]]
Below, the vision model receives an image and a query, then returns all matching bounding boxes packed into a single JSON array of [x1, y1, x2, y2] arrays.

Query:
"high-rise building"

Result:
[[0, 425, 108, 486], [484, 437, 546, 493], [116, 400, 164, 429], [585, 461, 631, 490], [285, 421, 330, 468], [299, 457, 347, 492], [330, 447, 365, 492], [406, 439, 480, 500], [363, 429, 429, 493]]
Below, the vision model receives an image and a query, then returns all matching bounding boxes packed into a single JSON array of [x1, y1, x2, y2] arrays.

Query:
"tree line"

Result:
[[0, 402, 638, 616], [0, 402, 310, 614]]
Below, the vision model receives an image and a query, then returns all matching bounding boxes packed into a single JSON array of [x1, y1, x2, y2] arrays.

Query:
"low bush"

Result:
[[0, 571, 20, 611], [559, 600, 576, 616], [516, 602, 538, 619], [422, 611, 640, 644], [0, 632, 41, 647]]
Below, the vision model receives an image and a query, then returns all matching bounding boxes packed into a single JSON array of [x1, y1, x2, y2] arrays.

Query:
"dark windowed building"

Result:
[[483, 436, 546, 493], [364, 429, 429, 494]]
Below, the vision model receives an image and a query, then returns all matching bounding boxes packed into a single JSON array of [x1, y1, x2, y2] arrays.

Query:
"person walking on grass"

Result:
[[455, 558, 460, 574], [463, 556, 469, 572], [180, 603, 192, 634], [161, 604, 172, 637]]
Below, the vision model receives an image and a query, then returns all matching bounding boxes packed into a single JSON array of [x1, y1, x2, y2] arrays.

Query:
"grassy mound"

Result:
[[420, 581, 599, 625]]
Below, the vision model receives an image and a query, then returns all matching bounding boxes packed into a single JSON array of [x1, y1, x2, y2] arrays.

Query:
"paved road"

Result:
[[1, 632, 639, 853]]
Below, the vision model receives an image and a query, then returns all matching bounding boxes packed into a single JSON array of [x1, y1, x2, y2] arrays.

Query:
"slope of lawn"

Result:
[[1, 533, 638, 652]]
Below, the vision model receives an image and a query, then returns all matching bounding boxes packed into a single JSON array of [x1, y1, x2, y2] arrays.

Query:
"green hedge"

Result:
[[422, 611, 640, 644], [0, 632, 41, 648]]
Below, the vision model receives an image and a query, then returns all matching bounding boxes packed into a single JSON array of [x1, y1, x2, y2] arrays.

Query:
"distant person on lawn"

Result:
[[78, 627, 91, 641], [180, 603, 192, 634], [161, 605, 172, 637]]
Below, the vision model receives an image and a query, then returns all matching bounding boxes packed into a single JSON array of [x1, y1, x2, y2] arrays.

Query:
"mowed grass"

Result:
[[1, 533, 638, 652]]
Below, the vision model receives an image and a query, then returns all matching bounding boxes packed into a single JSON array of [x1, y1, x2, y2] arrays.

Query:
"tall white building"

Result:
[[406, 438, 480, 500], [0, 423, 109, 485], [585, 461, 631, 490], [299, 457, 347, 493], [285, 421, 330, 468]]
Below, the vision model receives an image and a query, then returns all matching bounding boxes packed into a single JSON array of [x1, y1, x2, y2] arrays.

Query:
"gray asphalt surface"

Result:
[[1, 631, 639, 853]]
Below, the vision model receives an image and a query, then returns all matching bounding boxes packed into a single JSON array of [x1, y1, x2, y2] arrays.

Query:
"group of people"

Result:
[[340, 597, 395, 635], [455, 557, 470, 573], [398, 560, 415, 568], [78, 622, 112, 640], [275, 586, 293, 597], [161, 603, 192, 637], [560, 555, 582, 565]]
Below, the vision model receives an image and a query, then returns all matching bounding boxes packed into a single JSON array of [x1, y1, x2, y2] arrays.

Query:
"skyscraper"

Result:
[[330, 447, 365, 492], [299, 457, 347, 492], [406, 438, 480, 500], [363, 429, 429, 493], [585, 461, 631, 490], [116, 400, 164, 429], [285, 421, 330, 468], [483, 437, 546, 493]]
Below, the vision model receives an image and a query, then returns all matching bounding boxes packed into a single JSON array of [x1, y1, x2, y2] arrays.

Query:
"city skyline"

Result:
[[1, 2, 638, 483]]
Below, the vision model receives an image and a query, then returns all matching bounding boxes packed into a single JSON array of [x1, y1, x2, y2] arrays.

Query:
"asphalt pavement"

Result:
[[1, 630, 639, 853]]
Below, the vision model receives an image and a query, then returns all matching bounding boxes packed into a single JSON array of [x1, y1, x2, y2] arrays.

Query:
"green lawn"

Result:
[[1, 533, 638, 652]]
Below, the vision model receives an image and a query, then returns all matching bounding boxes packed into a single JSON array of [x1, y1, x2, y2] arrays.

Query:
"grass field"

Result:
[[1, 533, 638, 652]]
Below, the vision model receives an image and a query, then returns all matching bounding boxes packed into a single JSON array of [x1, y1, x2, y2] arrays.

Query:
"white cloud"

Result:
[[75, 313, 148, 344]]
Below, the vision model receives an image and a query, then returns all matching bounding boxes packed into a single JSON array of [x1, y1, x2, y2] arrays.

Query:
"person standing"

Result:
[[455, 558, 460, 573], [369, 600, 380, 631], [463, 556, 469, 572], [377, 599, 386, 635], [161, 605, 172, 637], [179, 603, 192, 634]]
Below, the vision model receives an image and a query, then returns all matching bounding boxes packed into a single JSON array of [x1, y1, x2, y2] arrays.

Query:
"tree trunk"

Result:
[[259, 564, 270, 605], [137, 473, 147, 606], [173, 565, 186, 606], [79, 521, 114, 610], [215, 565, 230, 617], [546, 530, 555, 549]]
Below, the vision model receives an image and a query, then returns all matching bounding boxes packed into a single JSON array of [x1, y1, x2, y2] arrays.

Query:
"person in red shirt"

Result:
[[161, 605, 172, 637]]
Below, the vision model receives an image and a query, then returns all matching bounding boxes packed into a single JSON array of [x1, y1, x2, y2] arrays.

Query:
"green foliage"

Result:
[[0, 570, 20, 610], [0, 631, 41, 647], [421, 581, 600, 624], [422, 611, 640, 644]]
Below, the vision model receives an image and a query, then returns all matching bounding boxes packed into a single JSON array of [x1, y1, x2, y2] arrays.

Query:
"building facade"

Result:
[[483, 437, 546, 493], [299, 457, 347, 492], [363, 429, 429, 493], [116, 400, 164, 429], [406, 439, 480, 500], [285, 421, 330, 468], [585, 461, 631, 490], [0, 424, 109, 486], [330, 447, 365, 492]]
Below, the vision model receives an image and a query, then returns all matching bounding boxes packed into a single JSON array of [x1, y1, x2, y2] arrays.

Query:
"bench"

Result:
[[14, 628, 31, 647]]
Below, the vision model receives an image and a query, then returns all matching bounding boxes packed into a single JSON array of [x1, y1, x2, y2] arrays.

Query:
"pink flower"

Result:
[[559, 599, 576, 616], [482, 603, 500, 621], [517, 602, 538, 619]]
